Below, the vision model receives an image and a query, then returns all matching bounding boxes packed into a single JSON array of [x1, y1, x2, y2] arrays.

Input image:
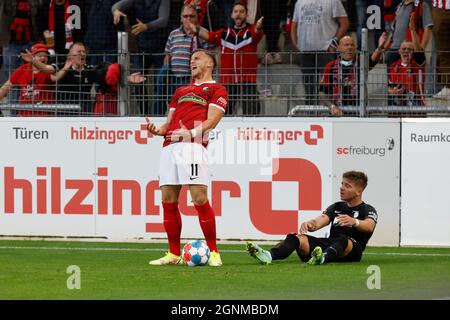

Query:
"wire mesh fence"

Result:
[[1, 48, 449, 118]]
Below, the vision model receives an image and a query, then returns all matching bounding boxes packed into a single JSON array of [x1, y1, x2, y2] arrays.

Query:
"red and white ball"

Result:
[[182, 240, 210, 266]]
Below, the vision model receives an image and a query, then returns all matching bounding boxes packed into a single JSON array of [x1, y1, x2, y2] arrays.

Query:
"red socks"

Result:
[[163, 200, 218, 255], [162, 202, 182, 256], [194, 200, 218, 252]]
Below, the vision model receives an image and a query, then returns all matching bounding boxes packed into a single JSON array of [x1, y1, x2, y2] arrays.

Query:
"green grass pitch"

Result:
[[0, 240, 449, 300]]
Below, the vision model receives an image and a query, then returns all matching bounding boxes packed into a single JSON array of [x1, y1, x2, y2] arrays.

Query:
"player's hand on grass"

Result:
[[170, 120, 192, 142], [145, 117, 167, 136]]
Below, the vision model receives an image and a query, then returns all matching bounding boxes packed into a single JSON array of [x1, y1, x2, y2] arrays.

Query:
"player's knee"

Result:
[[296, 234, 309, 254], [343, 239, 353, 256], [191, 194, 208, 206], [161, 195, 179, 203]]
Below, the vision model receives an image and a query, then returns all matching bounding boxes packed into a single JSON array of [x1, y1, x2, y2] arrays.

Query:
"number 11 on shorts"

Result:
[[190, 164, 199, 179]]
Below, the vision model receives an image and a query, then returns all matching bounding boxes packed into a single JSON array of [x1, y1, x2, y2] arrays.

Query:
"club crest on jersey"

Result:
[[203, 87, 209, 91], [178, 93, 207, 106]]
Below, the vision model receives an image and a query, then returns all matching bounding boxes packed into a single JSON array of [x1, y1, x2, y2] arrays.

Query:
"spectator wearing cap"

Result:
[[0, 43, 55, 116], [24, 42, 98, 114]]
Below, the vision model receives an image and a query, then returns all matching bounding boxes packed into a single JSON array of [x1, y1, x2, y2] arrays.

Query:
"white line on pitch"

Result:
[[0, 246, 450, 257]]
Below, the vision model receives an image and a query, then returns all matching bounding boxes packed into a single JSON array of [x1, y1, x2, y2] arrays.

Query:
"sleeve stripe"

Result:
[[209, 103, 225, 112], [169, 108, 176, 111]]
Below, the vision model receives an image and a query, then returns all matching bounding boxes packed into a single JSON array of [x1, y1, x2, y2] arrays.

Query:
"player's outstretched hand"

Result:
[[145, 117, 167, 136], [170, 120, 192, 142]]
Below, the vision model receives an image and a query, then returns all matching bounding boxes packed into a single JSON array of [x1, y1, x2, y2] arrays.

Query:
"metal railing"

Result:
[[1, 32, 449, 118]]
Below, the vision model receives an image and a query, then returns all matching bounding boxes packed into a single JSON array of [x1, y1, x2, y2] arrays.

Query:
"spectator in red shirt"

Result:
[[388, 18, 426, 108], [319, 34, 388, 116], [185, 3, 264, 115], [93, 62, 146, 115], [0, 43, 55, 116]]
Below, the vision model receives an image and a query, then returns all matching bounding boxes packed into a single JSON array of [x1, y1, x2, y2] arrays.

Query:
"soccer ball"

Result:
[[182, 240, 210, 267]]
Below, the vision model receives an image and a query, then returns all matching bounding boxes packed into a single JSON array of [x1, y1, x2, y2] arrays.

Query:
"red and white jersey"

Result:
[[10, 63, 55, 116], [163, 81, 228, 147], [433, 0, 450, 9]]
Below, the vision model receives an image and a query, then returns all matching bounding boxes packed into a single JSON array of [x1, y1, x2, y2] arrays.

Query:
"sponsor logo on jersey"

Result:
[[217, 97, 227, 107], [179, 94, 207, 106]]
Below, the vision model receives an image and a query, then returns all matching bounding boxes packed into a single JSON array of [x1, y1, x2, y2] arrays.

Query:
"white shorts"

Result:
[[159, 142, 210, 187]]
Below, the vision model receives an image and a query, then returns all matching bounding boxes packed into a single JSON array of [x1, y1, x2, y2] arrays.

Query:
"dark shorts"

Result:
[[296, 235, 364, 263]]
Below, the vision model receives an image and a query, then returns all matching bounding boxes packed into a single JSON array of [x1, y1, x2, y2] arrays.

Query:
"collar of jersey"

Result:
[[194, 80, 216, 86]]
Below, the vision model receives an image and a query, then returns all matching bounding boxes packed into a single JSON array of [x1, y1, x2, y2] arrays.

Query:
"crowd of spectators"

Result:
[[0, 0, 449, 117]]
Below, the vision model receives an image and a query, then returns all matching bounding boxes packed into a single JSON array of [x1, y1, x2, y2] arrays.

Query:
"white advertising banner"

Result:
[[0, 118, 333, 241], [401, 119, 450, 246], [333, 119, 400, 246]]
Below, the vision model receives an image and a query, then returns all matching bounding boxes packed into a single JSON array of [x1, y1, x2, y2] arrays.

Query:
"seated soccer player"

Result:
[[247, 171, 378, 265]]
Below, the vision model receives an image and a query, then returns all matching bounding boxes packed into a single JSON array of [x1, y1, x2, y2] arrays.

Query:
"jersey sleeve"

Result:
[[9, 69, 21, 85], [168, 87, 180, 111], [207, 29, 224, 46], [208, 85, 228, 113], [365, 205, 379, 224], [105, 63, 121, 86], [323, 203, 336, 222], [250, 24, 264, 44]]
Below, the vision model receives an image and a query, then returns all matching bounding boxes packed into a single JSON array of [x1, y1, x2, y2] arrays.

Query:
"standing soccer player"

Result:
[[146, 49, 227, 266]]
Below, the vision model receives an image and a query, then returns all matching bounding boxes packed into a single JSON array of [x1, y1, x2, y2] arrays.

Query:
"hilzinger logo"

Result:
[[336, 138, 395, 157], [1, 159, 323, 236], [236, 124, 324, 145], [70, 124, 153, 144]]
